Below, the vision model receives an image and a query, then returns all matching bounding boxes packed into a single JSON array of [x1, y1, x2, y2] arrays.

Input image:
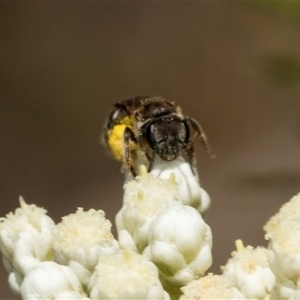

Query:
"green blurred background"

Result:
[[1, 3, 300, 299]]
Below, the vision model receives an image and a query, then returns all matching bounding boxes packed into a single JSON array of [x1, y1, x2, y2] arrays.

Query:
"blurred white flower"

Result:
[[6, 270, 22, 295], [116, 166, 179, 252], [264, 193, 300, 299], [88, 249, 169, 300], [21, 261, 88, 300], [53, 207, 119, 275], [144, 205, 212, 287], [150, 157, 211, 215], [266, 218, 300, 284], [180, 273, 245, 300], [264, 193, 300, 236], [0, 197, 55, 294], [264, 194, 300, 285], [276, 280, 300, 300], [222, 240, 275, 299]]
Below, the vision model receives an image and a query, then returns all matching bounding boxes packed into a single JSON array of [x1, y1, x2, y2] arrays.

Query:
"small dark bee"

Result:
[[103, 96, 213, 176]]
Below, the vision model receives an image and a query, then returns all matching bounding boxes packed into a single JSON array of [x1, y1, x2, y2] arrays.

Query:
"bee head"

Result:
[[144, 117, 190, 161]]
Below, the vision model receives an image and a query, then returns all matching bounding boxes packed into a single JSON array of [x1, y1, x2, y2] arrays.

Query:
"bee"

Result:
[[103, 96, 213, 176]]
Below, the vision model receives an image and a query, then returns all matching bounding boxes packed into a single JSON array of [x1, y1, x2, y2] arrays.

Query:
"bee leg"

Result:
[[186, 117, 215, 158], [147, 151, 156, 172], [139, 133, 152, 162], [185, 141, 197, 175], [124, 127, 137, 176]]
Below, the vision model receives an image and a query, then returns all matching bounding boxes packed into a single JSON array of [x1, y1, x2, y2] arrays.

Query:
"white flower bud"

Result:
[[88, 249, 169, 300], [222, 240, 275, 299], [68, 260, 92, 289], [53, 208, 119, 274], [0, 197, 55, 290], [264, 194, 300, 284], [267, 218, 300, 284], [7, 268, 23, 295], [264, 193, 300, 236], [21, 261, 88, 300], [180, 274, 245, 300], [116, 166, 179, 252], [276, 280, 300, 300], [2, 255, 22, 294], [144, 205, 212, 287], [150, 157, 211, 215]]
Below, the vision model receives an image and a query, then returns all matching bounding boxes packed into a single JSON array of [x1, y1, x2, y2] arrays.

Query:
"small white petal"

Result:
[[21, 261, 87, 299], [187, 240, 213, 277], [8, 271, 22, 295], [150, 158, 211, 215], [56, 291, 90, 300], [2, 256, 13, 273], [147, 241, 187, 274], [68, 260, 92, 288], [275, 279, 300, 300], [114, 225, 139, 252], [199, 188, 211, 216]]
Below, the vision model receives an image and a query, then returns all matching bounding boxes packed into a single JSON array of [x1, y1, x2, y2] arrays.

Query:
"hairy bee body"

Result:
[[103, 96, 213, 175]]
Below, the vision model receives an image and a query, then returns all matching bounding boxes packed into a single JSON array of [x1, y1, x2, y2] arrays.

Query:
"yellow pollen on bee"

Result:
[[107, 117, 136, 161], [120, 116, 134, 126]]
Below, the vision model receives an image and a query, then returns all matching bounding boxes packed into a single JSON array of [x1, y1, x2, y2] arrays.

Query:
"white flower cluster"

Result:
[[0, 158, 212, 299], [117, 161, 213, 297], [0, 198, 121, 299], [1, 158, 300, 299], [180, 193, 300, 300]]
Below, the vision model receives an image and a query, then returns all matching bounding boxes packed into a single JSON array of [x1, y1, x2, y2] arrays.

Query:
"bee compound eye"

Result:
[[179, 121, 189, 142], [145, 123, 157, 149]]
